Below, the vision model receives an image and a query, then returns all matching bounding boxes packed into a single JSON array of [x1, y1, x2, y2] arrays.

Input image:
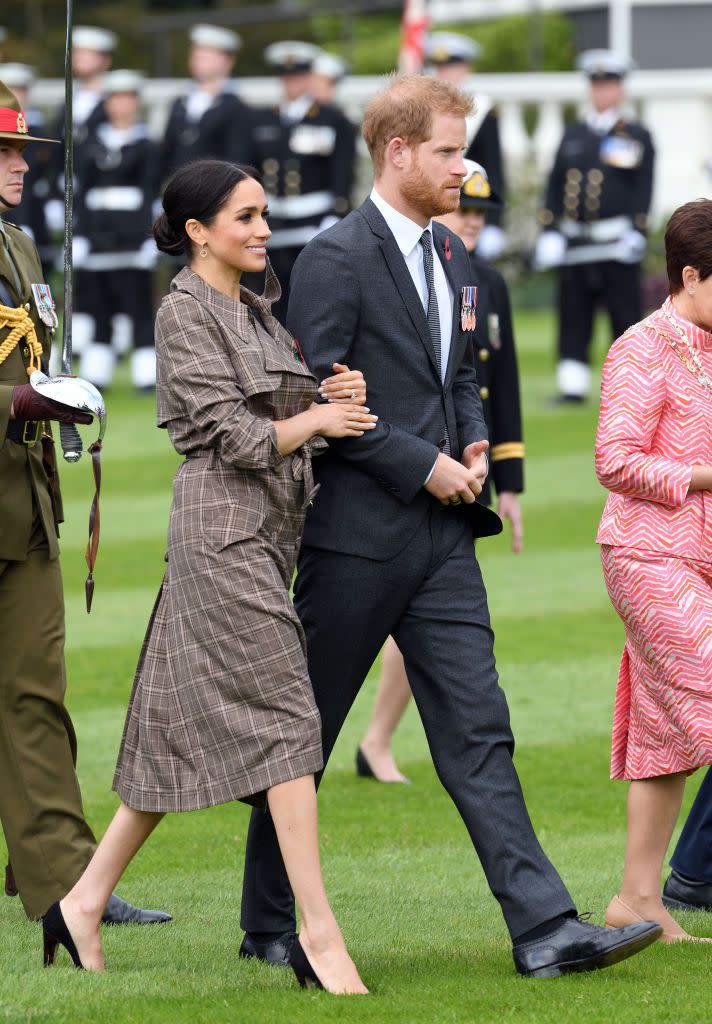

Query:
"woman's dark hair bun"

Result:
[[153, 160, 258, 259], [153, 210, 186, 256]]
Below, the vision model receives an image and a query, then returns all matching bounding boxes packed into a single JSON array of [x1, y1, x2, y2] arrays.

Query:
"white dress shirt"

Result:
[[585, 107, 621, 136], [370, 188, 453, 382]]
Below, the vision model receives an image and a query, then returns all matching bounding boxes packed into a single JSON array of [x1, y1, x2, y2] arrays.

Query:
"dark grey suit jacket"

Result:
[[287, 197, 502, 561]]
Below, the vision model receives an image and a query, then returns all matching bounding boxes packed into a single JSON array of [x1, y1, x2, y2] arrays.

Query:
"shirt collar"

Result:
[[370, 188, 432, 258]]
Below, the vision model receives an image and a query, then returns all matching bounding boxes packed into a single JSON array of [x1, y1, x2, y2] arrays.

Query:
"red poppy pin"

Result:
[[444, 235, 452, 261], [292, 337, 304, 363]]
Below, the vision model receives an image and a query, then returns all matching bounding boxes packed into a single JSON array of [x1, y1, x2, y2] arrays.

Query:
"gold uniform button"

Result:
[[480, 386, 490, 399], [478, 348, 489, 361], [588, 168, 604, 185]]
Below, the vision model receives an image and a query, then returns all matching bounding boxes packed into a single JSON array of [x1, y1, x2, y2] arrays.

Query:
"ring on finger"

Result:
[[450, 497, 462, 506]]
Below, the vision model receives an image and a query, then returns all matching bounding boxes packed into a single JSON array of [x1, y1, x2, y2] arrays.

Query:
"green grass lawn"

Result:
[[2, 310, 709, 1023]]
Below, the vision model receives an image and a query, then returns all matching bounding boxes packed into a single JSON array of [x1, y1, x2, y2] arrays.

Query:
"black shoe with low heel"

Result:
[[42, 901, 84, 969], [289, 936, 324, 990], [355, 747, 375, 779]]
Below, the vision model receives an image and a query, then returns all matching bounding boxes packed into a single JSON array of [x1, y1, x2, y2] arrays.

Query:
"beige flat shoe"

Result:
[[606, 894, 712, 944]]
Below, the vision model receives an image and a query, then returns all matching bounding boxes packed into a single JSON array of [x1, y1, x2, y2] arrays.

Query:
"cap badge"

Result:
[[463, 172, 491, 199], [16, 112, 28, 134]]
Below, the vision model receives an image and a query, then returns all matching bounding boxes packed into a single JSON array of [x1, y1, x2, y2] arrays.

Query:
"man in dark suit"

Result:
[[663, 769, 712, 912], [239, 74, 660, 977]]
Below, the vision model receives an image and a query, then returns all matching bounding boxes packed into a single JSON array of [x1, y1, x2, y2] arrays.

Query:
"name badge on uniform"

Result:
[[488, 313, 501, 350], [460, 286, 477, 332], [599, 134, 643, 169], [31, 283, 59, 329]]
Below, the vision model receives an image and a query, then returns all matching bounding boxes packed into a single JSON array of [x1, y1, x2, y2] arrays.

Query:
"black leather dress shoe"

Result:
[[101, 893, 172, 925], [513, 916, 662, 978], [663, 870, 712, 912], [239, 931, 295, 967]]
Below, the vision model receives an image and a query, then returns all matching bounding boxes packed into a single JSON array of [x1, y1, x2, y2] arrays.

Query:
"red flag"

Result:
[[398, 0, 430, 74]]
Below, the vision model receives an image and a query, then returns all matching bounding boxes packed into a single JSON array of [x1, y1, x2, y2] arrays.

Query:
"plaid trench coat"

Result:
[[113, 265, 325, 811]]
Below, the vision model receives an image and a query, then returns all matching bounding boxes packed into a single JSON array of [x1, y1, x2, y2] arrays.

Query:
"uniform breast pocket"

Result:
[[235, 344, 282, 399]]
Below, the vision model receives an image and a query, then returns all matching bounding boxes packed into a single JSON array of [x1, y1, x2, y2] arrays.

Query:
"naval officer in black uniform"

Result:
[[73, 70, 160, 392], [425, 32, 506, 261], [246, 41, 356, 323], [158, 24, 254, 185], [534, 49, 655, 402]]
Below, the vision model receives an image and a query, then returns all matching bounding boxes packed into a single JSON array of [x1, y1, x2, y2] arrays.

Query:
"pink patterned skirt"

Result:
[[601, 545, 712, 781]]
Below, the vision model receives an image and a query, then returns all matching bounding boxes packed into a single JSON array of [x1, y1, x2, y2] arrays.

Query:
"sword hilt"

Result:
[[59, 420, 83, 462]]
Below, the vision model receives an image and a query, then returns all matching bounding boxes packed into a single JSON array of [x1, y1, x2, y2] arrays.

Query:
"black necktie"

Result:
[[420, 230, 450, 456]]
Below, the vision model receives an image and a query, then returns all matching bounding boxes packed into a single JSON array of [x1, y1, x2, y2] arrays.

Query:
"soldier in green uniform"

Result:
[[0, 79, 170, 933]]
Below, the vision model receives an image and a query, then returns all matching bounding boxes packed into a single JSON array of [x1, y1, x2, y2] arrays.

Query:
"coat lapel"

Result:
[[359, 199, 441, 380]]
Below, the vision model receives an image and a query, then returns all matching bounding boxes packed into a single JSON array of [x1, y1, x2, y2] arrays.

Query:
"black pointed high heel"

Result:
[[42, 901, 84, 969], [355, 747, 375, 779], [289, 935, 324, 990]]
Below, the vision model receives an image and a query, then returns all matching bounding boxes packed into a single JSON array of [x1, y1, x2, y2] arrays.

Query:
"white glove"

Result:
[[45, 198, 64, 233], [617, 229, 647, 265], [72, 236, 91, 268], [135, 237, 159, 270], [533, 230, 566, 271], [476, 224, 506, 261]]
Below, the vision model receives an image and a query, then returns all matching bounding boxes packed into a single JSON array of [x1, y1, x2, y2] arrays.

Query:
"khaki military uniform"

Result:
[[0, 218, 95, 919]]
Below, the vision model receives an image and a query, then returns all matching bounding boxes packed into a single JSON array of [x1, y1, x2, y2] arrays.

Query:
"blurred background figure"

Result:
[[159, 24, 253, 186], [534, 49, 654, 403], [425, 32, 506, 261], [0, 28, 5, 62], [310, 52, 347, 105], [0, 63, 52, 267], [247, 41, 356, 323], [357, 160, 524, 784], [73, 70, 159, 392], [664, 768, 712, 913], [46, 25, 117, 360]]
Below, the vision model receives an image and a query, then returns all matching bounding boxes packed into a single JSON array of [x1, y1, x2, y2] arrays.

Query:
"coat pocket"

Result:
[[204, 488, 268, 551]]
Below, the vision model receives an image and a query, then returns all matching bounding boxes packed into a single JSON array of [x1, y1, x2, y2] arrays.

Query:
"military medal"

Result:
[[488, 313, 501, 350], [31, 283, 59, 330], [460, 286, 477, 332]]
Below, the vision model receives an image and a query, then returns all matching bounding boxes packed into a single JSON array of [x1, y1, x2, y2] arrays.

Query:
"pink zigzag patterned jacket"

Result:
[[596, 297, 712, 561]]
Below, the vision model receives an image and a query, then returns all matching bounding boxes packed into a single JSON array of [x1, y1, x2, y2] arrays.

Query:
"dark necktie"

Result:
[[420, 229, 450, 456]]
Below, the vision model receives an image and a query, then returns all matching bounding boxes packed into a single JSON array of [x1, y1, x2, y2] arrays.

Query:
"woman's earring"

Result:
[[200, 245, 208, 259]]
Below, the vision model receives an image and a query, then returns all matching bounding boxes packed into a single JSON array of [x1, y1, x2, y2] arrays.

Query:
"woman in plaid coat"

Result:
[[42, 161, 374, 993]]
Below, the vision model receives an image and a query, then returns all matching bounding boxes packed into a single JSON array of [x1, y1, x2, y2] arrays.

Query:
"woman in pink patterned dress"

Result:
[[597, 200, 712, 942]]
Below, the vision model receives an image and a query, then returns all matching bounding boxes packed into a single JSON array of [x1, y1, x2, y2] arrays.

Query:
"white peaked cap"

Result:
[[425, 32, 481, 64], [104, 69, 145, 94], [577, 49, 636, 79], [73, 26, 118, 53], [312, 52, 348, 81], [264, 41, 321, 71], [0, 63, 36, 89], [189, 24, 241, 53]]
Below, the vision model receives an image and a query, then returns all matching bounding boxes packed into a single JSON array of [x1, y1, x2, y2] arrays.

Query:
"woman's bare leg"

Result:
[[58, 803, 164, 970], [267, 775, 367, 994], [617, 773, 691, 937], [359, 637, 411, 783]]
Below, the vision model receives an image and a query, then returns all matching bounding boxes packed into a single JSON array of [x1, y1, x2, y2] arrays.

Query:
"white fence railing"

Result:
[[31, 69, 712, 224]]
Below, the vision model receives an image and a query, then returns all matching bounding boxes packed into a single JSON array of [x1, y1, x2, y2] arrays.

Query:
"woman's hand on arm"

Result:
[[273, 402, 378, 456], [689, 465, 712, 491], [317, 363, 367, 406]]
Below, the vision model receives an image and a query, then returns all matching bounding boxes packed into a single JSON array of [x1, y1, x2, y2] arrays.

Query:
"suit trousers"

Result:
[[558, 261, 642, 366], [670, 766, 712, 884], [0, 518, 95, 919], [241, 502, 575, 940]]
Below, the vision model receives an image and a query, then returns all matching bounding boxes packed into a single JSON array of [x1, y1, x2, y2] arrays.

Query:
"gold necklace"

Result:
[[661, 308, 712, 391]]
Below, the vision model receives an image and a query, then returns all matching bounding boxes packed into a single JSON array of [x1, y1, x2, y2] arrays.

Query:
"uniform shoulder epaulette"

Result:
[[3, 220, 25, 235]]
